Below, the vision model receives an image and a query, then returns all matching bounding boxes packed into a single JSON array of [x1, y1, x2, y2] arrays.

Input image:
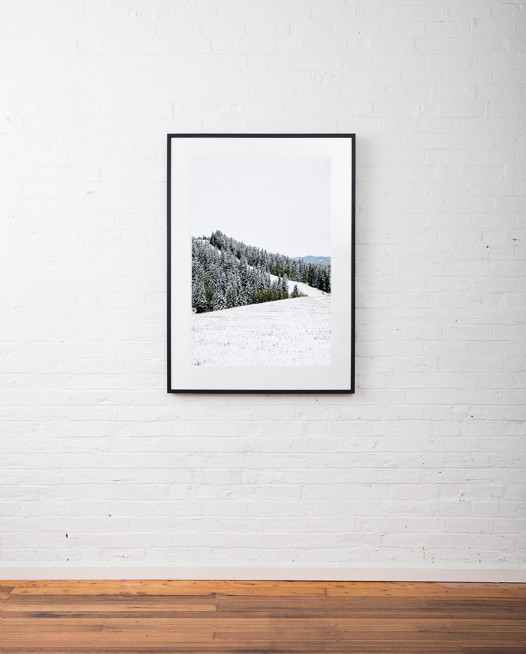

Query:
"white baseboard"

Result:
[[1, 565, 525, 583]]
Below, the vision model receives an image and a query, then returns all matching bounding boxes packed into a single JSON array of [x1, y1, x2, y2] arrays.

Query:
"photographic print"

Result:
[[167, 134, 355, 392]]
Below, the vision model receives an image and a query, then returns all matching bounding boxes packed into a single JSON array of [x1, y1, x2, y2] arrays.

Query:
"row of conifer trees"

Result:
[[192, 232, 330, 313], [209, 230, 331, 293]]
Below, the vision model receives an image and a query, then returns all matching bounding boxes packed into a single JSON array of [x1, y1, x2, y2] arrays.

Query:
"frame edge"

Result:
[[166, 133, 356, 394]]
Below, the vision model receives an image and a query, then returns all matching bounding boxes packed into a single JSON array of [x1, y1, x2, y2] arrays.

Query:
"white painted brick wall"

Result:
[[0, 0, 525, 575]]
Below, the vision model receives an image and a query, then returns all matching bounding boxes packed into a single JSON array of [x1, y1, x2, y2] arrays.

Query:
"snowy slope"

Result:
[[192, 294, 331, 366], [268, 273, 326, 298], [197, 237, 327, 299]]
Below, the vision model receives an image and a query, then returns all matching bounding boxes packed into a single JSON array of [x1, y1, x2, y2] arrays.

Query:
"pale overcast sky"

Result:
[[191, 157, 330, 257]]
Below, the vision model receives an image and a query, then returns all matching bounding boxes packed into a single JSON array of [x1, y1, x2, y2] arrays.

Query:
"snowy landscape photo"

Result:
[[190, 156, 331, 367], [168, 134, 354, 392]]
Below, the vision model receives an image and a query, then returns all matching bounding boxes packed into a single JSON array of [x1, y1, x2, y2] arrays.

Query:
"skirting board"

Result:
[[1, 566, 525, 583]]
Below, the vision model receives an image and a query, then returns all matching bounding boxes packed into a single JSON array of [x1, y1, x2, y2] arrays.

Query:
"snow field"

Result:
[[192, 294, 331, 366], [269, 274, 326, 299]]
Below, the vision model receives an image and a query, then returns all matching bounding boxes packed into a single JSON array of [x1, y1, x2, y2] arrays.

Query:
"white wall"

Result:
[[0, 0, 524, 580]]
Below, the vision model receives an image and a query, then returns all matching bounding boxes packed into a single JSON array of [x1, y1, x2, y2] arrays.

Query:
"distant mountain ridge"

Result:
[[295, 255, 331, 266]]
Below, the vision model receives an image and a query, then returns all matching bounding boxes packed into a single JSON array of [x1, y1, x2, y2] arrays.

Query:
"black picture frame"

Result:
[[167, 133, 355, 394]]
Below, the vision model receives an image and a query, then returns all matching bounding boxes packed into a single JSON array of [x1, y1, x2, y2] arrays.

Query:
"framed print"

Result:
[[167, 134, 355, 393]]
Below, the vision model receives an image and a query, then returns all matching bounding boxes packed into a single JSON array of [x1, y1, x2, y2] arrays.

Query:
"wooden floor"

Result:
[[1, 581, 525, 653]]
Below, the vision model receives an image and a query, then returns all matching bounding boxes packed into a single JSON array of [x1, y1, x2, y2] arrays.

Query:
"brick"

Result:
[[0, 0, 523, 576]]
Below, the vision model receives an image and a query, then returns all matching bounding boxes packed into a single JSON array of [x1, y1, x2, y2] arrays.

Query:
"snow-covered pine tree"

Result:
[[280, 276, 289, 299]]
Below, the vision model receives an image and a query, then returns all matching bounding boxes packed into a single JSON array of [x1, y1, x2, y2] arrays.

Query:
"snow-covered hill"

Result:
[[192, 294, 331, 366], [268, 273, 326, 298], [198, 237, 327, 299]]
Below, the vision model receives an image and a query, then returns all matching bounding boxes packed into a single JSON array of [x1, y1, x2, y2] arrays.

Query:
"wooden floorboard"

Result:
[[0, 581, 525, 653]]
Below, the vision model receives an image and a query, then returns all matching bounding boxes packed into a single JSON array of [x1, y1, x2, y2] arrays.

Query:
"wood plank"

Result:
[[325, 582, 526, 599], [6, 623, 519, 637], [5, 607, 524, 620], [6, 580, 525, 598], [0, 580, 524, 653], [4, 580, 329, 597], [0, 649, 466, 654]]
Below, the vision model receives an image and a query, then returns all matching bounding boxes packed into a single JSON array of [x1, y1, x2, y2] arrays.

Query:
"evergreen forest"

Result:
[[192, 231, 331, 314]]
